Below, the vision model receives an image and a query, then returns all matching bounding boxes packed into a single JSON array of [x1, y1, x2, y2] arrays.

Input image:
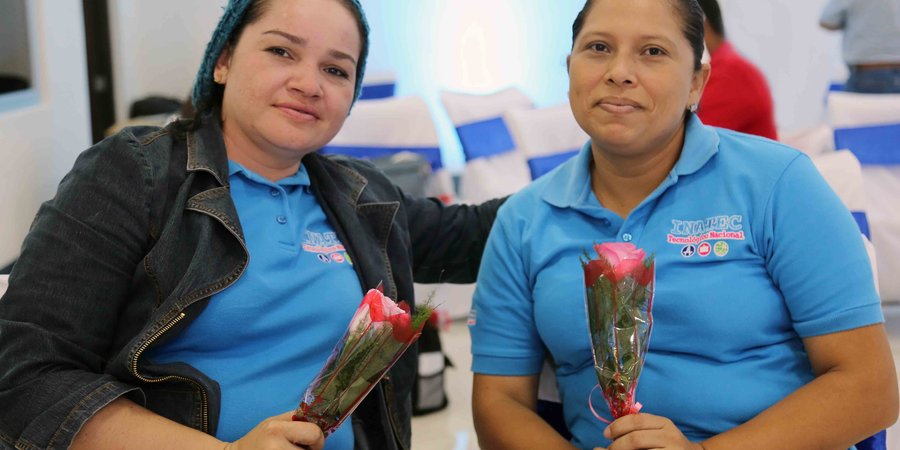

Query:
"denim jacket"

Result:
[[0, 113, 502, 450]]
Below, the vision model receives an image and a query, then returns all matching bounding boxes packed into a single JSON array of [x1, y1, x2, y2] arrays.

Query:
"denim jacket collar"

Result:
[[187, 112, 230, 187]]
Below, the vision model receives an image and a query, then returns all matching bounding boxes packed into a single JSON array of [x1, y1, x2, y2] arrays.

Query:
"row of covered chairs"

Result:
[[784, 91, 900, 305]]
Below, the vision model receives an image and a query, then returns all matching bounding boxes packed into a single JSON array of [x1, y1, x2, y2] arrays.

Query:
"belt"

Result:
[[852, 62, 900, 71]]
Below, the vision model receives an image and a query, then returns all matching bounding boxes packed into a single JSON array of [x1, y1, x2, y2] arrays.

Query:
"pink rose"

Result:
[[593, 242, 649, 284]]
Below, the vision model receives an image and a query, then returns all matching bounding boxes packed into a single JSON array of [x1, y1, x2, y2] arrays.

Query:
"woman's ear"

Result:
[[566, 54, 572, 75], [689, 63, 712, 108], [213, 47, 233, 85]]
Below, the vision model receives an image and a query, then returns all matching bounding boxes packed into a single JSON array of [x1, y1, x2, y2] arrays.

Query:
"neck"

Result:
[[590, 125, 686, 219], [221, 123, 303, 183]]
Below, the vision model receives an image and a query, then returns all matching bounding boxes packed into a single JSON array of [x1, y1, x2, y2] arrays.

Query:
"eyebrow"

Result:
[[580, 31, 678, 47], [262, 29, 357, 66]]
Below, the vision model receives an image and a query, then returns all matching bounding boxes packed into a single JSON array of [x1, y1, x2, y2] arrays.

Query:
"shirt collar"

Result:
[[541, 114, 719, 209], [228, 160, 311, 187]]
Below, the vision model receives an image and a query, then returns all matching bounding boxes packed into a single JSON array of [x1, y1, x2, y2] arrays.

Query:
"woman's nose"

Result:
[[605, 54, 636, 86], [289, 64, 324, 98]]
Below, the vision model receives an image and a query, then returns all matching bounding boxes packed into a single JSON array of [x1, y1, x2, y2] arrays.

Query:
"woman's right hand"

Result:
[[225, 411, 325, 450]]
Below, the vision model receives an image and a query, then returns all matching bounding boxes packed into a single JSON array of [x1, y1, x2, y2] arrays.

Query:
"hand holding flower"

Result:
[[225, 411, 324, 450], [592, 413, 703, 450], [295, 285, 432, 437]]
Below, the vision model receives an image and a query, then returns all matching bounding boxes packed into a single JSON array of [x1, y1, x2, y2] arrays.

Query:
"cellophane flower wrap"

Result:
[[294, 285, 433, 436], [583, 242, 655, 420]]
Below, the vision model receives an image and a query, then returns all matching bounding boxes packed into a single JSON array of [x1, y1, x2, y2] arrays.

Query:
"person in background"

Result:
[[0, 0, 502, 449], [820, 0, 900, 94], [469, 0, 898, 449], [695, 0, 778, 140]]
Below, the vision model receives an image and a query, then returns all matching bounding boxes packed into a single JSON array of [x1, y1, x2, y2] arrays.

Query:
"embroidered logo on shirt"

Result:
[[698, 242, 712, 257], [713, 241, 730, 257], [667, 215, 745, 246], [303, 231, 348, 264]]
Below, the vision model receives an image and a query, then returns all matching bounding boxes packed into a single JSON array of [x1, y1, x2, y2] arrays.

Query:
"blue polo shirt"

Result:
[[148, 161, 361, 448], [469, 116, 882, 449]]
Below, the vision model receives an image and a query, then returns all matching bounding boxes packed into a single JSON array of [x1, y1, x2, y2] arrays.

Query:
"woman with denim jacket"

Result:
[[0, 1, 502, 449]]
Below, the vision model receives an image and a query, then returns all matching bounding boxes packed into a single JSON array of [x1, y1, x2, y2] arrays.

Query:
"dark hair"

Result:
[[697, 0, 725, 37], [203, 0, 273, 115], [198, 0, 369, 118], [571, 0, 705, 71]]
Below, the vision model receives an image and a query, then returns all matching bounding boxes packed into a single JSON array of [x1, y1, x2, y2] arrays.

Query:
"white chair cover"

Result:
[[504, 104, 590, 180], [323, 95, 455, 203], [440, 87, 533, 204], [0, 274, 8, 298], [779, 124, 835, 157], [827, 92, 900, 302]]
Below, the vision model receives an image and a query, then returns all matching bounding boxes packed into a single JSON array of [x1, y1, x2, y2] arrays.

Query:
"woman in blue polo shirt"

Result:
[[0, 1, 502, 449], [469, 0, 898, 449]]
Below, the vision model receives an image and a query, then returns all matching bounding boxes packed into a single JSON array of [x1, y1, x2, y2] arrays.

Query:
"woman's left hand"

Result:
[[593, 413, 704, 450]]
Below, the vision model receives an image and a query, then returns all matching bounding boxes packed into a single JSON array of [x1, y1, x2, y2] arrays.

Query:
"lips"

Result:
[[275, 102, 321, 121], [596, 97, 642, 114]]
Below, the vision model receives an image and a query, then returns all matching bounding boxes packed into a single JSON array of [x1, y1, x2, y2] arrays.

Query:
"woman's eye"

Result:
[[325, 67, 350, 79], [645, 47, 666, 56], [267, 47, 290, 58], [591, 43, 609, 53]]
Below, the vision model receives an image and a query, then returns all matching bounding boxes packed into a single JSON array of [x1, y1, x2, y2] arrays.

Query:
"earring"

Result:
[[689, 103, 698, 113], [213, 74, 223, 84]]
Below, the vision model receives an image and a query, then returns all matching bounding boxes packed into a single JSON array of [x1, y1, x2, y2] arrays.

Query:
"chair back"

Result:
[[827, 92, 900, 303], [504, 104, 589, 180], [323, 95, 455, 203], [440, 87, 533, 203], [779, 124, 835, 157]]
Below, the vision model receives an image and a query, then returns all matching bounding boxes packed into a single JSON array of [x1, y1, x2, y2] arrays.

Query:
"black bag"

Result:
[[412, 321, 451, 415]]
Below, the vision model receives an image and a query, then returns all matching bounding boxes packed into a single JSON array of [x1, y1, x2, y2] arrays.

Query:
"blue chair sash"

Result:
[[528, 150, 579, 179], [852, 211, 871, 239], [856, 430, 886, 450], [834, 123, 900, 165], [322, 145, 443, 171], [456, 117, 516, 161], [358, 83, 396, 100]]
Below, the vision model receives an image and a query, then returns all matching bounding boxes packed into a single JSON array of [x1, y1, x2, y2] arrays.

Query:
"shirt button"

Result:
[[622, 233, 633, 242], [270, 189, 280, 197], [276, 215, 288, 224]]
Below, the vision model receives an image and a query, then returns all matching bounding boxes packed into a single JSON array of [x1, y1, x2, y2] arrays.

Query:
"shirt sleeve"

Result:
[[763, 154, 882, 338], [469, 206, 545, 376], [820, 0, 850, 29]]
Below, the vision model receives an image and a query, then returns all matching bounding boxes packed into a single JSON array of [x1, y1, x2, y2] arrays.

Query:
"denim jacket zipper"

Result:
[[129, 195, 252, 434], [129, 312, 213, 432]]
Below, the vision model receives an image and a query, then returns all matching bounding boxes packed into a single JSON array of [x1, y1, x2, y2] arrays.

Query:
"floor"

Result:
[[412, 307, 900, 450]]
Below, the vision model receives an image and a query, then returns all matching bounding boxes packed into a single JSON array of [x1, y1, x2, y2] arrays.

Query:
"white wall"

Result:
[[0, 0, 92, 266], [108, 0, 223, 122]]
